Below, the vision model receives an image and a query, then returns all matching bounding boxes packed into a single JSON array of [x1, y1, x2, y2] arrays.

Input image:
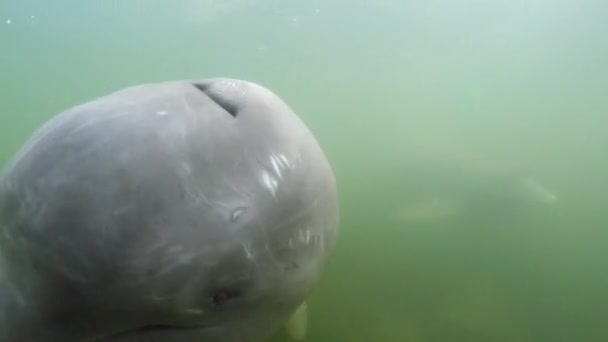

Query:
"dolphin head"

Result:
[[0, 78, 339, 341]]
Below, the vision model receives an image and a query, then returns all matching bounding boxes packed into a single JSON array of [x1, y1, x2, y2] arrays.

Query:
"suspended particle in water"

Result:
[[6, 19, 11, 25]]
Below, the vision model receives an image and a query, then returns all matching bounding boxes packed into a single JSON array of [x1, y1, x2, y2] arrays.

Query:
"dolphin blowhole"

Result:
[[192, 82, 239, 118]]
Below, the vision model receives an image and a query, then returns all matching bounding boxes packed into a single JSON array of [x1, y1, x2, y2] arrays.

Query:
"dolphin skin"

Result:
[[0, 78, 339, 341]]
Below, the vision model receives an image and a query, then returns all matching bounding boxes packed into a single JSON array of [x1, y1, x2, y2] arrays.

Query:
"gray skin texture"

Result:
[[0, 78, 339, 341]]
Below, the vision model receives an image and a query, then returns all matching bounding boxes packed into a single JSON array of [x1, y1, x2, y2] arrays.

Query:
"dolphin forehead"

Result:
[[1, 77, 334, 276]]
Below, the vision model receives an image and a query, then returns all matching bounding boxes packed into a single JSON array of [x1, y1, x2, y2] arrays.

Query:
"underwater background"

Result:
[[1, 0, 607, 341]]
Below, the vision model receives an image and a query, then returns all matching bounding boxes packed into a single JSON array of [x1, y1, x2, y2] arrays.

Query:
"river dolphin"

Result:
[[0, 78, 339, 341]]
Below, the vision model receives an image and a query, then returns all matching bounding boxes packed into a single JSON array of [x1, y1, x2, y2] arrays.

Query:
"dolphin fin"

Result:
[[285, 301, 308, 340]]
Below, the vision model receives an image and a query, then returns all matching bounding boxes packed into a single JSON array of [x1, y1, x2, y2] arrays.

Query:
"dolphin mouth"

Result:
[[106, 323, 212, 339], [131, 324, 211, 332]]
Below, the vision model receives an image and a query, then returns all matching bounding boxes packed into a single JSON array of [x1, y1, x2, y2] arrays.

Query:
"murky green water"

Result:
[[2, 1, 608, 341]]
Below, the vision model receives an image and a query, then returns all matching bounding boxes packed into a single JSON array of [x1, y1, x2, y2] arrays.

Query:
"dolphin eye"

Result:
[[211, 288, 242, 306], [229, 206, 247, 223]]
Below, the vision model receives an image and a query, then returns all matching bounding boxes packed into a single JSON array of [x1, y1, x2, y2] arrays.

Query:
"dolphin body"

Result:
[[0, 78, 339, 341]]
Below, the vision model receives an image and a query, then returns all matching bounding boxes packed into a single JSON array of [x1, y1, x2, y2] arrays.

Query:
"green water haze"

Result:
[[2, 1, 608, 341]]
